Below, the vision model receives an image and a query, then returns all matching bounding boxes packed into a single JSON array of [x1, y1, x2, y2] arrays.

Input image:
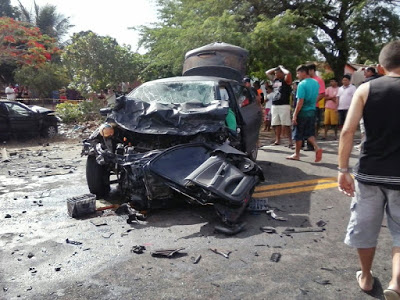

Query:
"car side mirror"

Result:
[[100, 108, 112, 116]]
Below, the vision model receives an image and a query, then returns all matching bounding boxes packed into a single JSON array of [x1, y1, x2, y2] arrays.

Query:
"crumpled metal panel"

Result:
[[109, 98, 229, 135]]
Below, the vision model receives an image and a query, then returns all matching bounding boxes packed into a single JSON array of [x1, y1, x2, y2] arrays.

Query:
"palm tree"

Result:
[[17, 0, 74, 43]]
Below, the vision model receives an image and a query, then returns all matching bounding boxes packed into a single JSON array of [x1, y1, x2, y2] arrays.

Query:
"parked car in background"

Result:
[[0, 100, 59, 141]]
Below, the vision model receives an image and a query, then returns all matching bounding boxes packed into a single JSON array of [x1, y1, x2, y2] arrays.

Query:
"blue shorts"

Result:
[[292, 116, 315, 141]]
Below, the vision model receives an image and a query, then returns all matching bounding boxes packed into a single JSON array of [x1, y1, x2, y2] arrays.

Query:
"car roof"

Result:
[[144, 76, 238, 85]]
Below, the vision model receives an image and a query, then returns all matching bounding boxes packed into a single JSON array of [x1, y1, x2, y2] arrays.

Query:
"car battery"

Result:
[[67, 194, 96, 218]]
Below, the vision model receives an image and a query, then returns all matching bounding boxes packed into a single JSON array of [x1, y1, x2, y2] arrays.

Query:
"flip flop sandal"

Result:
[[286, 155, 300, 161], [356, 270, 374, 293], [384, 289, 400, 300]]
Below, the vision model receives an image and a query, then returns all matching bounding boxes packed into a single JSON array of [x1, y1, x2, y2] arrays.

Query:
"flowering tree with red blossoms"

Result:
[[0, 17, 59, 67]]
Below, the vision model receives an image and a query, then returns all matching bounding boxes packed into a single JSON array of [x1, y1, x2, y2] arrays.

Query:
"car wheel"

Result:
[[42, 125, 57, 138], [86, 155, 110, 198], [247, 143, 258, 162]]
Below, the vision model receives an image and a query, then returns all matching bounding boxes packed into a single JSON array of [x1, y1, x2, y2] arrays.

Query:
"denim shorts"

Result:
[[292, 115, 315, 141], [344, 180, 400, 248]]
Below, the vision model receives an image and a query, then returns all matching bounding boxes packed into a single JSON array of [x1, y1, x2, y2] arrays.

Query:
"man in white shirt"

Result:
[[5, 83, 16, 100], [336, 75, 356, 126]]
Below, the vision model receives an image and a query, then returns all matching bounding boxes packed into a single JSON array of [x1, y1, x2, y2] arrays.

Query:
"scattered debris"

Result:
[[151, 248, 186, 258], [211, 282, 220, 288], [322, 206, 334, 210], [270, 252, 281, 263], [282, 227, 325, 235], [320, 267, 334, 272], [313, 279, 331, 285], [260, 226, 277, 234], [65, 238, 82, 245], [116, 203, 146, 224], [266, 210, 287, 221], [27, 252, 34, 259], [214, 222, 246, 235], [209, 248, 231, 259], [90, 219, 108, 227], [316, 220, 327, 227], [299, 288, 309, 295], [3, 287, 8, 292], [131, 245, 146, 254], [191, 255, 202, 264], [67, 194, 96, 218], [55, 266, 61, 272], [247, 198, 269, 211], [102, 232, 114, 238], [5, 214, 11, 218]]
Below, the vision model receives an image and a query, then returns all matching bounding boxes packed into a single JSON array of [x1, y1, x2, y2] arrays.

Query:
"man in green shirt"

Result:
[[287, 64, 323, 162]]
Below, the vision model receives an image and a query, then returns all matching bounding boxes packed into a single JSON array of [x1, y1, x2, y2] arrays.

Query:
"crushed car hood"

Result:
[[108, 98, 229, 135], [29, 105, 55, 115]]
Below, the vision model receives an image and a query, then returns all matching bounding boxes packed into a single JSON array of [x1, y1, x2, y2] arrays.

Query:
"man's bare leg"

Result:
[[284, 126, 293, 146], [387, 247, 400, 294], [357, 247, 375, 291], [324, 125, 329, 139], [306, 136, 320, 151], [273, 125, 281, 144], [334, 125, 338, 140]]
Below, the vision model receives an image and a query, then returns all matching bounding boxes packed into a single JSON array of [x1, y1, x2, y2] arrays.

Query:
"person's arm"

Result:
[[292, 98, 304, 125], [278, 65, 292, 85], [265, 67, 277, 80], [338, 83, 369, 197]]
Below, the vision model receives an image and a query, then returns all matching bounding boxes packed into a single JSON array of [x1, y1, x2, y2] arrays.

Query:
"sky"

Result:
[[10, 0, 159, 52]]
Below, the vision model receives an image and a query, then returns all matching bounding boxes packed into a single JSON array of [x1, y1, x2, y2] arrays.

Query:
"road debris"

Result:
[[270, 252, 281, 262], [116, 203, 146, 224], [27, 252, 34, 259], [313, 279, 331, 285], [102, 232, 114, 238], [191, 255, 202, 264], [316, 220, 327, 227], [131, 245, 146, 254], [260, 226, 277, 234], [65, 238, 82, 245], [247, 198, 269, 211], [209, 248, 231, 259], [266, 210, 287, 221], [5, 214, 11, 218], [151, 248, 186, 258], [282, 227, 325, 235], [67, 194, 96, 218], [90, 219, 108, 227]]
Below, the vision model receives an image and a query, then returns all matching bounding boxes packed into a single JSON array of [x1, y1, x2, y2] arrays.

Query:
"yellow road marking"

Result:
[[253, 177, 339, 198], [254, 177, 337, 192]]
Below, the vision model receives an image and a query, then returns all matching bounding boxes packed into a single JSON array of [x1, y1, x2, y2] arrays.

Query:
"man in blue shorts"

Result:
[[286, 64, 323, 162], [338, 40, 400, 299]]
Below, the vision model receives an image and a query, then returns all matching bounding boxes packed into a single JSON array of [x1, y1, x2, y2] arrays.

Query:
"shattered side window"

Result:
[[128, 81, 216, 105]]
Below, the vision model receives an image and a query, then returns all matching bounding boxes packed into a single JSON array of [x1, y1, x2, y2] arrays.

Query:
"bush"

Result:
[[56, 102, 83, 123], [56, 99, 104, 123]]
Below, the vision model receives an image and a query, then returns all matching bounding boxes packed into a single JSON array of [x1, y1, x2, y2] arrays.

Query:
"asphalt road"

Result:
[[0, 131, 393, 300]]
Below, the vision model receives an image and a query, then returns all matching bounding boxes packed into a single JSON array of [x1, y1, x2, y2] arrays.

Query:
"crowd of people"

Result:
[[4, 83, 31, 100]]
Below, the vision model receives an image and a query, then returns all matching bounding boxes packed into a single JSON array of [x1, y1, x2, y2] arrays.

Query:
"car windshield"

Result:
[[128, 81, 216, 105]]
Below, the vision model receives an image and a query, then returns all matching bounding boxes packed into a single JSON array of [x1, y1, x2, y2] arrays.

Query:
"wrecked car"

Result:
[[0, 100, 59, 141], [82, 43, 264, 225]]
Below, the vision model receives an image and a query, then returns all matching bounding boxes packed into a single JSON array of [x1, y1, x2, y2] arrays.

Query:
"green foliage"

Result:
[[62, 31, 143, 96], [14, 62, 69, 98], [55, 102, 82, 123], [55, 100, 103, 123], [0, 0, 19, 18]]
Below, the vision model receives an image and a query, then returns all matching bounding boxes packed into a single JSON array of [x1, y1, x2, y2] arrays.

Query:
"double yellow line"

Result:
[[253, 177, 338, 198]]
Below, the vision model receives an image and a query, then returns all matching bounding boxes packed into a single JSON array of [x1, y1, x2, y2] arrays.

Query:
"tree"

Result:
[[17, 0, 73, 43], [0, 0, 19, 18], [14, 62, 69, 97], [250, 0, 400, 78], [136, 0, 315, 81], [0, 17, 59, 83], [62, 31, 144, 96]]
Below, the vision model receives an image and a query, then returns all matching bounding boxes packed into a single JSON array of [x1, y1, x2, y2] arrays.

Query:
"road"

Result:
[[0, 131, 392, 300]]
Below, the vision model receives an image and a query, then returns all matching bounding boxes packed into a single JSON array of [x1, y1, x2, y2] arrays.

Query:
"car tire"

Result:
[[247, 143, 258, 162], [86, 155, 110, 198], [42, 125, 57, 138]]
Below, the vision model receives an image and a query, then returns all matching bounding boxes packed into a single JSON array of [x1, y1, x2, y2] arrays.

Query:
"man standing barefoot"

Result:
[[338, 40, 400, 299], [287, 65, 322, 162]]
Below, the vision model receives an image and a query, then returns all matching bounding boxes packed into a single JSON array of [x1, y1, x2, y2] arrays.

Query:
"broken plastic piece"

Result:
[[260, 226, 277, 234], [316, 220, 327, 227], [282, 227, 325, 235], [151, 248, 185, 258], [65, 238, 82, 245], [131, 245, 146, 254], [270, 252, 281, 262], [247, 198, 269, 211], [266, 210, 287, 221], [209, 248, 231, 259], [191, 255, 201, 264], [214, 222, 246, 235]]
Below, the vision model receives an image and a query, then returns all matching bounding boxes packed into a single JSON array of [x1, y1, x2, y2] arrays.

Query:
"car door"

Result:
[[0, 103, 11, 140], [228, 83, 262, 158], [4, 102, 41, 137]]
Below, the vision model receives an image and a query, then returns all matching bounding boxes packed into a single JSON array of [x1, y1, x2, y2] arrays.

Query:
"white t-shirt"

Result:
[[5, 86, 16, 100], [337, 84, 356, 110], [265, 92, 274, 109]]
